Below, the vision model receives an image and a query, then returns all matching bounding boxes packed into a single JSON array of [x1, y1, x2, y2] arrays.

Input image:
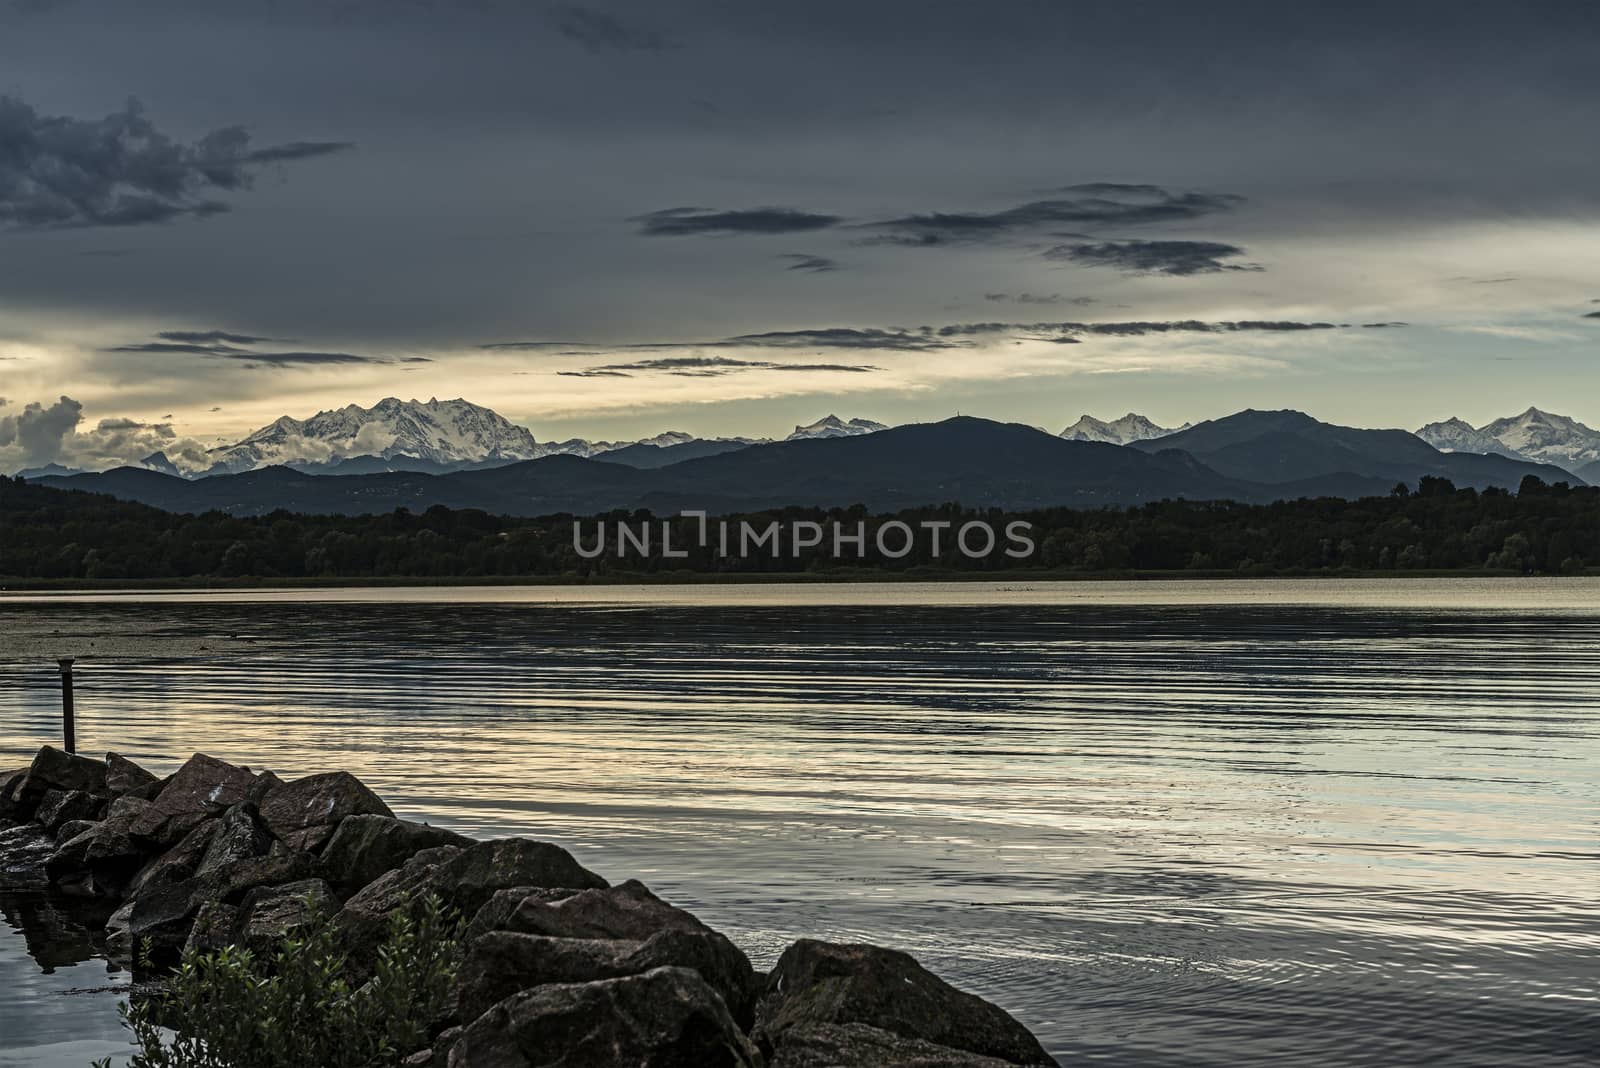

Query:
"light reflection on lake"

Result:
[[1, 579, 1598, 1066]]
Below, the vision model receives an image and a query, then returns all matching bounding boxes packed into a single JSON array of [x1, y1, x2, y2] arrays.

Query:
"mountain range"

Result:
[[1415, 408, 1600, 481], [114, 400, 887, 479], [30, 410, 1579, 518], [1060, 412, 1189, 444]]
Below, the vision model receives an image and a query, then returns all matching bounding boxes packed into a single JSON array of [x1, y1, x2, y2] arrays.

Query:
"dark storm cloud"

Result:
[[492, 317, 1358, 361], [634, 207, 842, 236], [1048, 240, 1261, 276], [158, 330, 282, 344], [984, 293, 1092, 306], [863, 185, 1244, 247], [1362, 321, 1409, 328], [568, 355, 880, 377], [1584, 311, 1600, 319], [0, 95, 350, 231], [108, 330, 417, 366], [779, 253, 839, 272], [241, 140, 354, 164], [550, 5, 671, 52], [724, 328, 952, 351]]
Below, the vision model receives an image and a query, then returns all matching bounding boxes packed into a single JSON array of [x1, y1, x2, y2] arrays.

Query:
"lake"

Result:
[[2, 579, 1598, 1066]]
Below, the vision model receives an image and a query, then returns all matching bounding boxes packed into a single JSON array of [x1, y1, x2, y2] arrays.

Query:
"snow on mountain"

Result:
[[138, 451, 184, 477], [1416, 408, 1600, 472], [1060, 413, 1186, 445], [1413, 417, 1529, 459], [786, 415, 888, 441], [1478, 408, 1600, 469], [202, 397, 541, 475]]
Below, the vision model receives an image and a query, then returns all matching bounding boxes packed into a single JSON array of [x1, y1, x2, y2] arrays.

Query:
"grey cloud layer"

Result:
[[632, 184, 1243, 247], [109, 331, 425, 367], [1049, 240, 1261, 276], [509, 317, 1363, 376], [0, 95, 350, 230]]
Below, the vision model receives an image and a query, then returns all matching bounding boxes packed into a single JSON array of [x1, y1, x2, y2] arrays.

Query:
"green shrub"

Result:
[[93, 893, 463, 1068]]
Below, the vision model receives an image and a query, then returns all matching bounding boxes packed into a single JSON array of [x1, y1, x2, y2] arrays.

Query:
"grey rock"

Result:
[[244, 770, 284, 806], [55, 818, 99, 844], [463, 887, 577, 943], [126, 842, 318, 951], [754, 940, 1056, 1067], [186, 901, 242, 954], [129, 754, 258, 848], [259, 771, 394, 853], [485, 880, 757, 1025], [239, 878, 337, 950], [35, 789, 104, 833], [770, 1023, 1019, 1067], [338, 838, 602, 956], [0, 768, 29, 822], [10, 746, 109, 812], [195, 803, 272, 878], [321, 813, 474, 894], [0, 823, 54, 890], [105, 753, 160, 796], [128, 817, 220, 899], [448, 966, 760, 1068], [458, 928, 758, 1028], [45, 824, 105, 897]]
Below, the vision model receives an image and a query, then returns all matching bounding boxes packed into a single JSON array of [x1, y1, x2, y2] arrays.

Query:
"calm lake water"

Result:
[[2, 579, 1598, 1066]]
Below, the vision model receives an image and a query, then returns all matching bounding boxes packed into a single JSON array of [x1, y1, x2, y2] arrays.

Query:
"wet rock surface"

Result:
[[7, 750, 1057, 1067]]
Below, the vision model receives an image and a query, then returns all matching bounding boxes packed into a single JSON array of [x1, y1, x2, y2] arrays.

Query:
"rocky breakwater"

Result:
[[1, 745, 1058, 1067]]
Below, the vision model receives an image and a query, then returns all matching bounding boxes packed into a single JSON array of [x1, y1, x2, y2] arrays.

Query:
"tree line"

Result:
[[1, 474, 1594, 583]]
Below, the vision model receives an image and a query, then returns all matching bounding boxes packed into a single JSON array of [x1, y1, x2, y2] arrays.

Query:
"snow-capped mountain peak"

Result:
[[205, 397, 541, 475], [1417, 408, 1600, 469], [786, 415, 888, 441], [1060, 412, 1184, 445], [1414, 417, 1526, 458]]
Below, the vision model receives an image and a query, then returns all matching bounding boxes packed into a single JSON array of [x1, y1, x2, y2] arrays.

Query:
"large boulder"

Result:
[[35, 789, 105, 834], [0, 768, 29, 823], [321, 814, 473, 894], [754, 941, 1056, 1067], [486, 880, 757, 1025], [104, 753, 160, 796], [74, 796, 157, 895], [0, 822, 54, 890], [129, 754, 258, 847], [448, 966, 761, 1068], [258, 772, 394, 853], [195, 803, 272, 878], [185, 901, 242, 954], [769, 1023, 1019, 1067], [458, 928, 758, 1028], [126, 843, 318, 951], [498, 879, 716, 943], [239, 878, 337, 950], [335, 839, 604, 979], [10, 746, 109, 812]]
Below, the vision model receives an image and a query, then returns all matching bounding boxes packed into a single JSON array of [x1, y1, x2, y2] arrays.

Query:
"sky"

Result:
[[1, 0, 1598, 473]]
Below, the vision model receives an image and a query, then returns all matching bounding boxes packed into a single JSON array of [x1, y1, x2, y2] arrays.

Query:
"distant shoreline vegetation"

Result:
[[1, 474, 1596, 588]]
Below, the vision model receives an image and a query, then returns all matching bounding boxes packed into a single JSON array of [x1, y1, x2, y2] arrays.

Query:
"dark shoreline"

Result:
[[0, 567, 1566, 594]]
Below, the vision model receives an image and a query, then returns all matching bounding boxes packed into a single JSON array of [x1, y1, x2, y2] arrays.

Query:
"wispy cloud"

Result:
[[107, 330, 422, 367], [634, 207, 841, 237], [1047, 239, 1261, 276], [779, 253, 839, 273], [550, 5, 671, 53]]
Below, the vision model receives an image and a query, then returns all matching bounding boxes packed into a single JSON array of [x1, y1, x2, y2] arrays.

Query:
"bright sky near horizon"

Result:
[[1, 0, 1598, 470]]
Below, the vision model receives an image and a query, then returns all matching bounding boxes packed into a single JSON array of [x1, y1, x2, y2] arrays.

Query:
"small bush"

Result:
[[93, 892, 463, 1068]]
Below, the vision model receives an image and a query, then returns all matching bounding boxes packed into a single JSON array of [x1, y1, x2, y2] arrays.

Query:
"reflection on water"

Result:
[[1, 582, 1598, 1066]]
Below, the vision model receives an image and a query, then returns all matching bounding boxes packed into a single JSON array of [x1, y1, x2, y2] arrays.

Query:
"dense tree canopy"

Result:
[[1, 474, 1593, 583]]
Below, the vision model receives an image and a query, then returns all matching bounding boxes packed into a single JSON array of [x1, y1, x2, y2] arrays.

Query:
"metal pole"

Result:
[[58, 658, 75, 754]]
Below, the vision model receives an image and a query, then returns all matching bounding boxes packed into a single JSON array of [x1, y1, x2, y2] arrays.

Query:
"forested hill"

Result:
[[1, 474, 1595, 583]]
